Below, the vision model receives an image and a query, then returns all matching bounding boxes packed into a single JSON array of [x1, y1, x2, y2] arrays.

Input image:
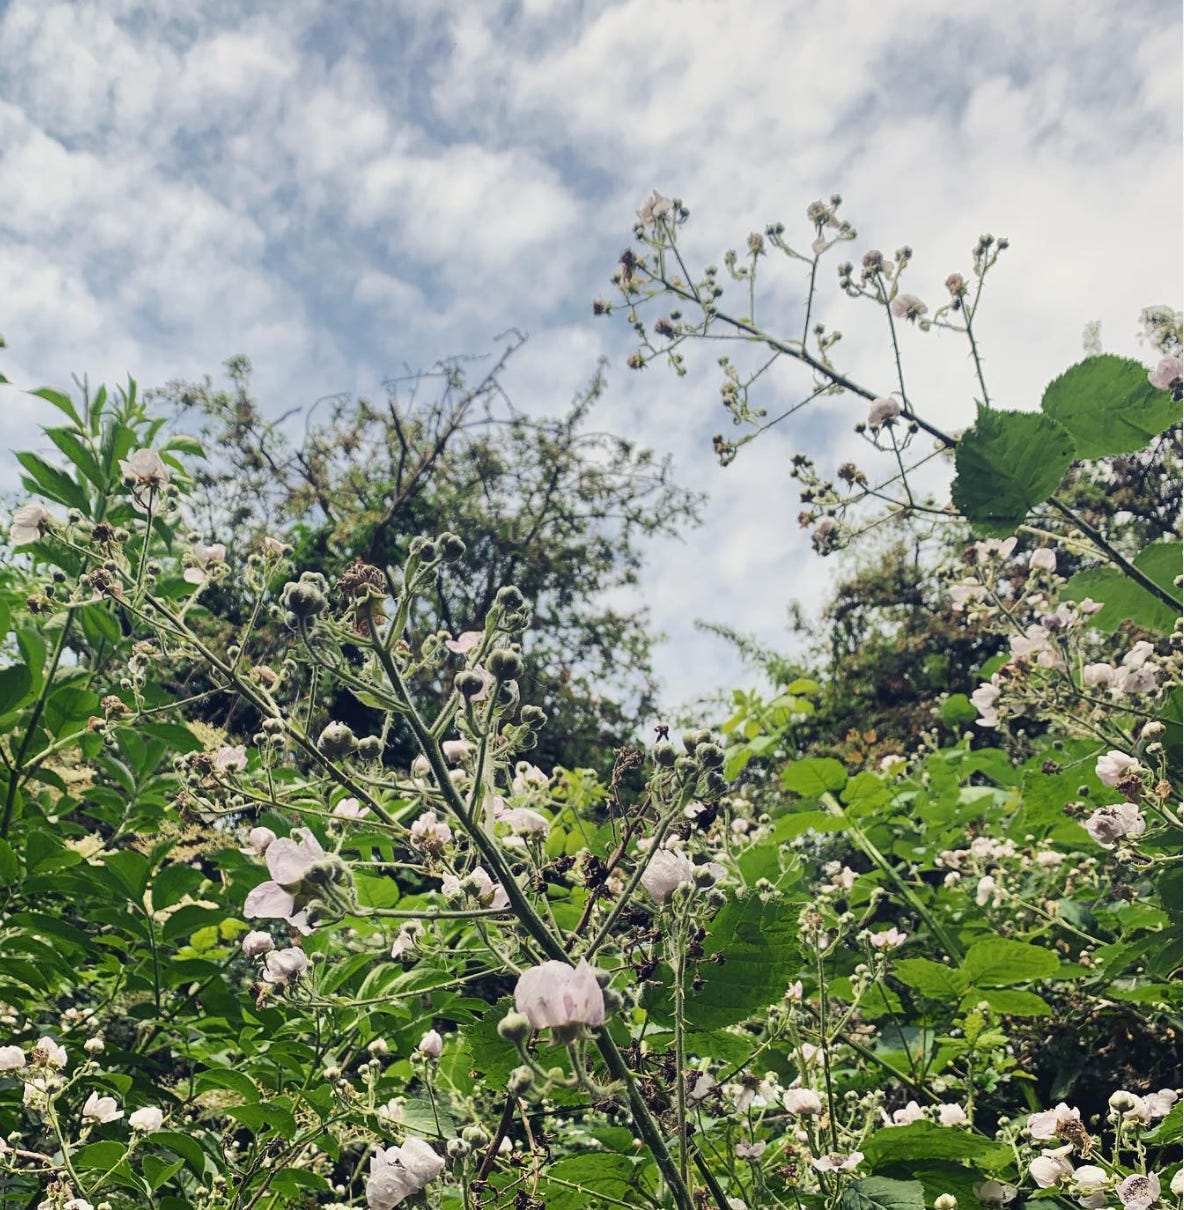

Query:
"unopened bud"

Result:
[[318, 722, 358, 760], [497, 1012, 532, 1044]]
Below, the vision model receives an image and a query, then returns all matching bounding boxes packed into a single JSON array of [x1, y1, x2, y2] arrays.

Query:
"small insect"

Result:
[[653, 723, 670, 742]]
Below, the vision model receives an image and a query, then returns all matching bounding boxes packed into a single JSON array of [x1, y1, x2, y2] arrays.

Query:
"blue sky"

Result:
[[1, 0, 1180, 706]]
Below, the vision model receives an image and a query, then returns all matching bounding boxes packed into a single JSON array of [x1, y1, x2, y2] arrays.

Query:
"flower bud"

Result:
[[494, 585, 526, 612], [682, 729, 711, 752], [934, 1196, 957, 1210], [652, 741, 678, 767], [280, 573, 330, 619], [454, 671, 486, 699], [461, 1125, 489, 1147], [357, 736, 383, 761], [438, 532, 466, 561], [696, 743, 726, 768], [497, 1011, 533, 1044], [487, 648, 524, 682], [674, 755, 699, 782], [317, 722, 358, 760], [446, 1138, 471, 1160], [519, 705, 547, 728], [508, 1065, 535, 1095]]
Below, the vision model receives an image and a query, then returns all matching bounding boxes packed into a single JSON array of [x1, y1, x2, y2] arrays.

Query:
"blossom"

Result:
[[1029, 1147, 1074, 1187], [1082, 663, 1115, 689], [333, 797, 370, 820], [441, 739, 474, 764], [445, 630, 483, 655], [215, 745, 247, 773], [119, 448, 170, 491], [887, 1099, 925, 1126], [971, 682, 1001, 727], [1118, 1173, 1161, 1210], [498, 806, 550, 837], [183, 541, 227, 585], [243, 827, 325, 932], [640, 848, 696, 904], [975, 875, 999, 907], [416, 1029, 443, 1059], [1028, 1103, 1082, 1141], [82, 1092, 123, 1124], [1124, 641, 1156, 669], [974, 537, 1018, 562], [262, 946, 309, 986], [241, 930, 275, 957], [10, 502, 57, 545], [33, 1037, 67, 1069], [512, 762, 549, 793], [64, 1200, 95, 1210], [868, 927, 907, 950], [1084, 802, 1146, 849], [736, 1140, 766, 1159], [783, 1088, 823, 1115], [261, 535, 286, 557], [637, 190, 673, 225], [937, 1103, 968, 1126], [890, 293, 928, 321], [1096, 750, 1140, 787], [248, 826, 277, 854], [811, 1151, 863, 1173], [390, 922, 423, 960], [514, 959, 606, 1035], [409, 811, 452, 853], [441, 866, 509, 909], [973, 1180, 1018, 1204], [867, 396, 902, 428], [366, 1137, 446, 1209], [1148, 355, 1182, 390], [128, 1106, 164, 1132], [1029, 547, 1057, 572], [0, 1046, 25, 1070]]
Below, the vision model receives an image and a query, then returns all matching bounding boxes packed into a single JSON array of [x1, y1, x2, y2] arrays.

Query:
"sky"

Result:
[[0, 0, 1180, 710]]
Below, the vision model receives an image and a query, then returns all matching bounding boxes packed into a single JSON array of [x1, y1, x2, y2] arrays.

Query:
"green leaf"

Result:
[[839, 1176, 926, 1210], [1061, 541, 1181, 634], [951, 406, 1076, 536], [782, 757, 848, 795], [538, 1154, 639, 1209], [16, 451, 90, 514], [1041, 355, 1180, 458], [0, 664, 33, 712], [940, 694, 978, 728], [863, 1120, 1006, 1165], [960, 987, 1052, 1016], [893, 958, 968, 1002], [961, 939, 1059, 986], [44, 426, 105, 489], [29, 386, 82, 426], [73, 1140, 128, 1171]]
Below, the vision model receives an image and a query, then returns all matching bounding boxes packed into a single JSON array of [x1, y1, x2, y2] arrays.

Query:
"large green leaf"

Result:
[[538, 1154, 641, 1209], [951, 407, 1076, 536], [782, 757, 848, 795], [862, 1121, 1006, 1166], [961, 938, 1059, 986], [839, 1176, 926, 1210], [1060, 541, 1181, 634], [893, 958, 968, 1002], [0, 664, 33, 712], [1041, 354, 1180, 458], [16, 451, 90, 514]]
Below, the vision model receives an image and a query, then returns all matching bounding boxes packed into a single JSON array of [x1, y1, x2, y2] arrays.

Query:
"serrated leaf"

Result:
[[960, 987, 1052, 1016], [893, 958, 968, 1002], [961, 938, 1059, 986], [0, 664, 33, 712], [1061, 541, 1181, 634], [783, 757, 848, 795], [951, 407, 1076, 536], [863, 1120, 1006, 1165], [839, 1176, 926, 1210], [1041, 355, 1180, 458]]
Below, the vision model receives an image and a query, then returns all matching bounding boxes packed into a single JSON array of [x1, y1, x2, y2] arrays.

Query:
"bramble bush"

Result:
[[0, 194, 1179, 1210]]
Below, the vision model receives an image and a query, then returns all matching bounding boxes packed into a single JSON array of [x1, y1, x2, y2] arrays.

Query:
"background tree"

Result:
[[151, 337, 702, 770]]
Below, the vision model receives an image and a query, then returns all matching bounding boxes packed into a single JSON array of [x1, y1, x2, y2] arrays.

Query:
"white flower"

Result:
[[183, 541, 227, 585], [1084, 802, 1145, 849], [33, 1037, 67, 1069], [215, 745, 247, 773], [514, 959, 606, 1035], [119, 448, 170, 491], [262, 946, 309, 986], [82, 1092, 123, 1124], [868, 927, 907, 950], [867, 396, 902, 428], [261, 535, 286, 557], [1118, 1173, 1161, 1210], [640, 848, 696, 904], [1082, 663, 1116, 688], [1096, 751, 1140, 787], [390, 922, 423, 960], [971, 682, 1001, 727], [248, 826, 277, 854], [973, 1180, 1018, 1205], [243, 827, 325, 932], [333, 797, 370, 820], [1029, 1147, 1074, 1187], [441, 739, 474, 764], [811, 1151, 863, 1172], [1148, 355, 1182, 390], [887, 1099, 925, 1125], [441, 866, 509, 909], [688, 1073, 717, 1103], [937, 1103, 968, 1126], [409, 810, 452, 853], [736, 1140, 766, 1159], [1028, 1103, 1082, 1141], [498, 806, 550, 837], [128, 1106, 164, 1132], [10, 502, 57, 546], [1171, 1170, 1184, 1197], [1124, 641, 1156, 669], [890, 294, 927, 321], [950, 578, 987, 610], [1029, 547, 1057, 572], [512, 762, 549, 794], [0, 1046, 25, 1070], [975, 874, 998, 906], [366, 1137, 446, 1209], [416, 1029, 443, 1059], [241, 930, 275, 957], [783, 1088, 823, 1115], [64, 1200, 95, 1210], [637, 190, 673, 225]]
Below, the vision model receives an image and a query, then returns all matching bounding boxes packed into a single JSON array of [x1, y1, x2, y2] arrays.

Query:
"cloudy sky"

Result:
[[1, 0, 1180, 708]]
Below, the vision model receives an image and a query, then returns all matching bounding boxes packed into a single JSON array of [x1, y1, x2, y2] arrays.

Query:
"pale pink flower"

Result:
[[33, 1037, 67, 1069], [441, 739, 474, 764], [974, 537, 1018, 562], [868, 927, 907, 951], [783, 1088, 823, 1115], [890, 294, 928, 321], [82, 1092, 123, 1124], [409, 810, 452, 853], [119, 448, 169, 493], [243, 828, 325, 933], [10, 502, 57, 546], [811, 1151, 863, 1172], [975, 875, 998, 907], [811, 237, 827, 256], [366, 1137, 445, 1209], [1028, 1103, 1081, 1141], [248, 826, 277, 854], [736, 1140, 766, 1158], [974, 1180, 1018, 1204], [441, 866, 509, 909], [938, 1103, 968, 1126], [261, 535, 286, 557], [1118, 1173, 1161, 1210], [262, 946, 308, 986], [1096, 751, 1140, 787], [514, 959, 606, 1034], [971, 682, 1001, 727], [1029, 547, 1057, 573], [1084, 802, 1145, 849], [498, 806, 550, 837], [390, 922, 423, 960], [416, 1029, 443, 1059], [1029, 1147, 1074, 1187], [215, 745, 247, 773], [637, 190, 673, 225], [0, 1046, 25, 1070], [1148, 355, 1182, 390], [950, 579, 987, 610], [640, 848, 696, 904], [241, 930, 275, 957], [333, 797, 370, 820], [183, 541, 227, 585], [128, 1106, 164, 1132], [867, 396, 902, 428], [887, 1100, 925, 1125], [1124, 641, 1156, 669], [512, 762, 549, 793], [1082, 663, 1115, 689], [445, 631, 483, 655]]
